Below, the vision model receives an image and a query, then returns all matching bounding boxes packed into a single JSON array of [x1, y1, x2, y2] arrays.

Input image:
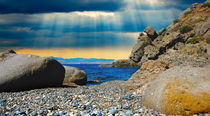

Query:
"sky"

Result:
[[0, 0, 205, 59]]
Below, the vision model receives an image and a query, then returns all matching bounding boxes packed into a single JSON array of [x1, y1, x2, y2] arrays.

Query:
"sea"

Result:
[[63, 64, 139, 86]]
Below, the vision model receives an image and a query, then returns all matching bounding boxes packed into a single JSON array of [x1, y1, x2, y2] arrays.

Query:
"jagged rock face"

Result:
[[204, 30, 210, 39], [143, 45, 159, 60], [166, 22, 182, 34], [129, 32, 152, 63], [195, 19, 210, 36], [135, 32, 184, 66], [158, 28, 166, 35], [144, 26, 158, 40], [142, 65, 210, 115], [153, 32, 183, 51], [158, 43, 209, 66], [115, 1, 210, 68]]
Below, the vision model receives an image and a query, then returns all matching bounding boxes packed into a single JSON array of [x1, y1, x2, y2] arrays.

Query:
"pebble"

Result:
[[134, 113, 141, 116], [0, 99, 6, 103], [138, 108, 144, 113], [108, 108, 118, 114], [125, 110, 133, 116], [32, 112, 38, 116]]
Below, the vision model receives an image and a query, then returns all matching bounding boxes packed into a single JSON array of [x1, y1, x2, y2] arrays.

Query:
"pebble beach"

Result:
[[0, 81, 160, 116]]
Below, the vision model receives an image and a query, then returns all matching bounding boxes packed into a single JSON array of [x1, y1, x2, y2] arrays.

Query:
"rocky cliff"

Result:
[[112, 1, 210, 67], [123, 1, 210, 115]]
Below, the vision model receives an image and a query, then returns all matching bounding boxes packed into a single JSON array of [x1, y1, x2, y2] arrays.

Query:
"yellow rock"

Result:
[[142, 65, 210, 115]]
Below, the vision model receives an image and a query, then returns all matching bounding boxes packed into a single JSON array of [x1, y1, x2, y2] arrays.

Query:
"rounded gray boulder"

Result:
[[0, 53, 65, 92]]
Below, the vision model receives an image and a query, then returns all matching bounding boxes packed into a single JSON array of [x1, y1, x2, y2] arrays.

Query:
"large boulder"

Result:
[[124, 60, 169, 90], [0, 52, 65, 92], [111, 59, 138, 67], [129, 32, 152, 62], [142, 65, 210, 115], [63, 66, 87, 85]]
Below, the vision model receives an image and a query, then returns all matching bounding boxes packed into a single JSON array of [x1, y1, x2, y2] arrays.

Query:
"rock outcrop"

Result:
[[0, 51, 65, 92], [111, 59, 138, 67], [63, 66, 87, 86], [129, 32, 152, 63], [144, 26, 158, 40], [107, 4, 209, 67], [127, 1, 210, 67], [142, 65, 210, 115]]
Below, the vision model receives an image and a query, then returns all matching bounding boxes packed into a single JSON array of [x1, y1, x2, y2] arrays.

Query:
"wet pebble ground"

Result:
[[0, 81, 161, 116]]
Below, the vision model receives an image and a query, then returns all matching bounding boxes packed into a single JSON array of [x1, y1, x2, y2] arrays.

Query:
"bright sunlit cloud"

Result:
[[73, 11, 115, 18]]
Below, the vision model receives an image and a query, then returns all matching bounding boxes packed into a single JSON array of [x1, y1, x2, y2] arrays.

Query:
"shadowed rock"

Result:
[[144, 26, 158, 40], [129, 32, 152, 63], [63, 66, 87, 85], [0, 53, 65, 92]]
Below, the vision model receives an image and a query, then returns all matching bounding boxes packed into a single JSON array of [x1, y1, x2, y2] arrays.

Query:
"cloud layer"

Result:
[[0, 0, 123, 14], [0, 0, 206, 48]]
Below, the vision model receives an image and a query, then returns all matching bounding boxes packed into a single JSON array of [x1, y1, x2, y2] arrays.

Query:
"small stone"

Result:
[[15, 111, 26, 115], [0, 99, 6, 103], [138, 108, 144, 113], [108, 108, 118, 115], [125, 110, 133, 116], [119, 111, 126, 116], [32, 112, 38, 116], [47, 112, 54, 116], [91, 111, 102, 116], [134, 113, 140, 116], [58, 111, 64, 115], [76, 112, 81, 116], [199, 114, 204, 116], [84, 114, 91, 116], [72, 103, 78, 107]]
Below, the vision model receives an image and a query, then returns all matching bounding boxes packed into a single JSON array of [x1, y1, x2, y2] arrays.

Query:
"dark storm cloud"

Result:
[[0, 0, 207, 48], [0, 0, 123, 14]]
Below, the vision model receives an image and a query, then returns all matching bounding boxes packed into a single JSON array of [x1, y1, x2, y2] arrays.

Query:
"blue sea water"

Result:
[[63, 64, 139, 86]]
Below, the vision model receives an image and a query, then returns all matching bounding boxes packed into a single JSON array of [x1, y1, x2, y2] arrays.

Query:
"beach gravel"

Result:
[[0, 80, 161, 116]]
